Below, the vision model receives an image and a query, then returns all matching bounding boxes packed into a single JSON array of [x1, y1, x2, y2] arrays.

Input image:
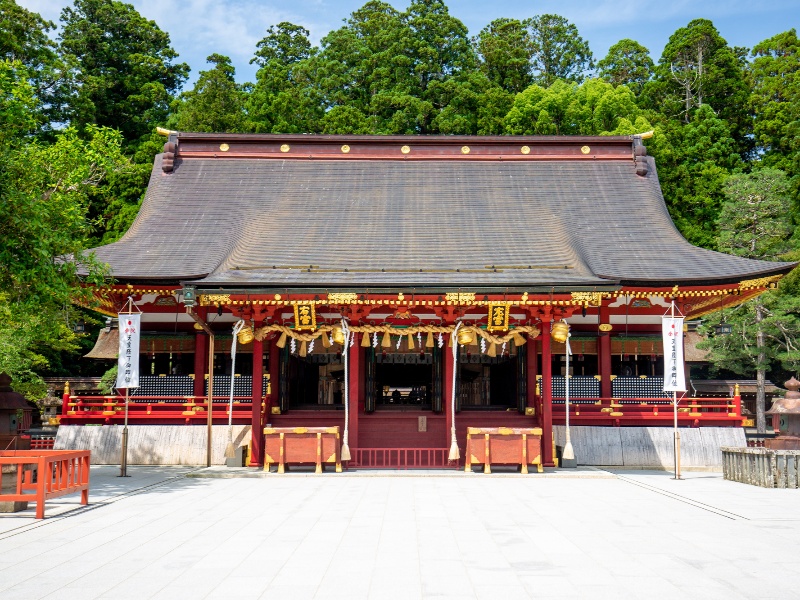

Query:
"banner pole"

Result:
[[670, 299, 682, 480], [120, 387, 130, 477], [207, 333, 215, 468]]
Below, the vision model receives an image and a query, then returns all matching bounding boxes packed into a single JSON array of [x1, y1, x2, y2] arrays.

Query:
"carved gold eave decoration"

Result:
[[685, 288, 766, 320], [571, 292, 605, 307], [199, 294, 230, 306], [446, 292, 476, 304], [738, 274, 783, 291], [327, 293, 358, 304]]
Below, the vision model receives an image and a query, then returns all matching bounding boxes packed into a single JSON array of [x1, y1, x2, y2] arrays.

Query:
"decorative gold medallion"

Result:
[[280, 144, 290, 153], [401, 145, 411, 154], [341, 144, 350, 153], [293, 303, 316, 331], [580, 145, 591, 154], [219, 143, 230, 152], [461, 146, 471, 154], [274, 294, 281, 301], [599, 323, 613, 332], [487, 303, 510, 332], [521, 146, 531, 155]]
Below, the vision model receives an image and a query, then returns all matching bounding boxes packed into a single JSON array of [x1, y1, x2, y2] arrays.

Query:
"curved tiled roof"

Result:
[[87, 134, 794, 290]]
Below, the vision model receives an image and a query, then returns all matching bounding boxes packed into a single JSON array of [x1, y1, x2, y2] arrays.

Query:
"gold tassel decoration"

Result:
[[361, 332, 370, 347], [276, 331, 288, 349], [407, 333, 414, 350], [487, 342, 497, 357], [321, 331, 331, 348], [341, 443, 351, 462], [511, 331, 526, 346], [426, 331, 434, 348], [299, 340, 307, 357], [470, 333, 479, 347], [382, 331, 391, 348]]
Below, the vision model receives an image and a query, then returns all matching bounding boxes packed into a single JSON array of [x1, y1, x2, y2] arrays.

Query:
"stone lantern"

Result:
[[765, 376, 800, 450]]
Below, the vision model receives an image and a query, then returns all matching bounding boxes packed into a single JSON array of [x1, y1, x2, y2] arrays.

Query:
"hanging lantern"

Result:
[[331, 326, 345, 345], [237, 326, 254, 345], [714, 323, 732, 336], [457, 328, 474, 345], [551, 320, 570, 343]]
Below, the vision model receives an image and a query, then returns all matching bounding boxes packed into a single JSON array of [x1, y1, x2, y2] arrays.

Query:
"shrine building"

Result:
[[66, 133, 796, 468]]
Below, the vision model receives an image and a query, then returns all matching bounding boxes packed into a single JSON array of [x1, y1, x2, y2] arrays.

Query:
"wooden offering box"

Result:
[[263, 426, 342, 473], [465, 427, 543, 474]]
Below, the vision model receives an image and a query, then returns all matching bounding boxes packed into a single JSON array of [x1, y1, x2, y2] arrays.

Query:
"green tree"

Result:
[[0, 59, 38, 144], [596, 38, 654, 94], [169, 54, 247, 133], [749, 30, 800, 208], [646, 105, 742, 248], [248, 22, 322, 133], [474, 18, 532, 94], [524, 14, 594, 87], [0, 125, 127, 399], [504, 78, 651, 136], [0, 0, 63, 131], [699, 169, 798, 433], [644, 19, 749, 151], [57, 0, 189, 146]]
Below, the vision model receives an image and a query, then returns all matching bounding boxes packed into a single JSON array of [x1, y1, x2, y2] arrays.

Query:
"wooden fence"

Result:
[[721, 446, 800, 489]]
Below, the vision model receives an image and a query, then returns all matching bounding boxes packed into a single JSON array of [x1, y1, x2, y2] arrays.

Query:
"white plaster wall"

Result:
[[553, 426, 745, 468], [55, 425, 252, 465]]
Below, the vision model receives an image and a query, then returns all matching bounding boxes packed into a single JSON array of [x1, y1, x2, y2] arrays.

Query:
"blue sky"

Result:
[[18, 0, 800, 88]]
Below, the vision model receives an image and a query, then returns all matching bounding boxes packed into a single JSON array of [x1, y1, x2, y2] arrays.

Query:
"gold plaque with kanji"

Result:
[[293, 304, 316, 331], [487, 303, 510, 332]]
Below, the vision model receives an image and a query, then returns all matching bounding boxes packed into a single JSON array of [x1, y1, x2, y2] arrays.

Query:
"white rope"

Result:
[[228, 320, 246, 445], [449, 323, 461, 461]]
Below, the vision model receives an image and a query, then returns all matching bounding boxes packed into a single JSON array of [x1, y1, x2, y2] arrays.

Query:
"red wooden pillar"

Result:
[[249, 332, 264, 466], [540, 319, 554, 467], [267, 338, 279, 418], [527, 336, 538, 411], [599, 306, 612, 398], [444, 334, 456, 450], [347, 335, 361, 452]]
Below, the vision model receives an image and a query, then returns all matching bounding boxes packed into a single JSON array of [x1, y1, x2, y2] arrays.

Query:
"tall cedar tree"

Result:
[[169, 54, 247, 133], [58, 0, 189, 147], [749, 29, 800, 213], [643, 19, 750, 154], [596, 39, 654, 94]]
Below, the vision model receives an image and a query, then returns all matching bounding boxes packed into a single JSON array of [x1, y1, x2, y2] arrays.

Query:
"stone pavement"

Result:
[[0, 466, 798, 599]]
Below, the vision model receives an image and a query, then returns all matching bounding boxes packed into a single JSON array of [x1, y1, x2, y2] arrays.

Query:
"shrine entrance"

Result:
[[366, 347, 442, 413]]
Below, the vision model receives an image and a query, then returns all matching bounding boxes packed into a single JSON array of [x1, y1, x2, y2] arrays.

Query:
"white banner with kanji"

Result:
[[116, 313, 141, 389], [662, 316, 686, 392]]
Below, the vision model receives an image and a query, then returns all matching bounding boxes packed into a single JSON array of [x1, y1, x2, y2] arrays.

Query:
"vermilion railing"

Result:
[[353, 448, 455, 469], [61, 395, 254, 424], [0, 450, 91, 519], [550, 395, 743, 426]]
